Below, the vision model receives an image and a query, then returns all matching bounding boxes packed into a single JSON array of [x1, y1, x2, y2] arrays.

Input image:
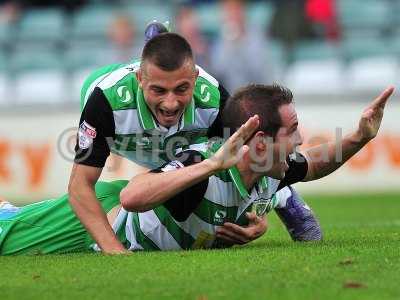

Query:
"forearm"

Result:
[[68, 184, 126, 253], [120, 159, 217, 211], [303, 131, 367, 181]]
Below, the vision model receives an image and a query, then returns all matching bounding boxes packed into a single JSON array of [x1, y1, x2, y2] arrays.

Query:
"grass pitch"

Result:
[[1, 193, 399, 300]]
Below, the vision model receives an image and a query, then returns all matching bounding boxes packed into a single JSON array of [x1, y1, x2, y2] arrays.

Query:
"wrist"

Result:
[[352, 130, 370, 146], [202, 158, 222, 174]]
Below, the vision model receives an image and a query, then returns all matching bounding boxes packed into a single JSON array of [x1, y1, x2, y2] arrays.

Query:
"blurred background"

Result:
[[0, 0, 399, 202]]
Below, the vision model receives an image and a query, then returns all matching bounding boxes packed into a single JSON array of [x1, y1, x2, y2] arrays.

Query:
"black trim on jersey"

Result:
[[207, 84, 230, 138], [150, 150, 208, 222], [74, 87, 116, 168], [278, 152, 309, 191]]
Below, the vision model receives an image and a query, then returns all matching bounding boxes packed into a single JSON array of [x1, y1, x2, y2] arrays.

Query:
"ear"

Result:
[[253, 131, 267, 153], [194, 67, 199, 79], [137, 68, 143, 87]]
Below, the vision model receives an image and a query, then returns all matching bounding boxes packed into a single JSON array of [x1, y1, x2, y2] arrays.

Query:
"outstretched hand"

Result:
[[357, 86, 395, 143], [207, 115, 260, 171]]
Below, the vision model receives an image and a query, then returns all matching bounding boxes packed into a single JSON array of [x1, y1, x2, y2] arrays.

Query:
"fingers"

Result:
[[235, 144, 250, 161], [216, 226, 248, 244], [245, 212, 259, 223], [222, 222, 252, 236], [246, 212, 268, 235], [231, 115, 260, 144], [370, 86, 395, 109], [104, 249, 132, 255], [215, 233, 239, 246]]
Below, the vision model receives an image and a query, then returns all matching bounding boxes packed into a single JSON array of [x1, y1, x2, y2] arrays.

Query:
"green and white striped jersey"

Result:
[[78, 61, 224, 169], [110, 142, 298, 251]]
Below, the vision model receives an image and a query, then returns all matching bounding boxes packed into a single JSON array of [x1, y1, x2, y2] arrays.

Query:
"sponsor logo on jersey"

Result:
[[78, 121, 97, 149], [214, 210, 227, 224], [117, 85, 133, 103], [125, 62, 140, 72], [200, 84, 211, 102]]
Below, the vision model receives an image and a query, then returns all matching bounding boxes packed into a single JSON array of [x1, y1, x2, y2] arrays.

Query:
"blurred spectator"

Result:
[[0, 1, 20, 24], [176, 5, 210, 68], [16, 0, 88, 12], [210, 0, 272, 92], [305, 0, 340, 41], [270, 0, 316, 51], [104, 15, 141, 63]]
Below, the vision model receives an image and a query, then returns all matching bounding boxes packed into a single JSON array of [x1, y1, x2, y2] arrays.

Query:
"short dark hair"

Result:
[[141, 32, 194, 71], [222, 84, 294, 138]]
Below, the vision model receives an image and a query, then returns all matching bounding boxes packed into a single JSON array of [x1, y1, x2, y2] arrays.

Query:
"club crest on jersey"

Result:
[[78, 121, 97, 149], [252, 197, 273, 217]]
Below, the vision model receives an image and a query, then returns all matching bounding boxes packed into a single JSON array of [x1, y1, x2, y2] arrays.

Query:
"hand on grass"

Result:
[[215, 212, 268, 246]]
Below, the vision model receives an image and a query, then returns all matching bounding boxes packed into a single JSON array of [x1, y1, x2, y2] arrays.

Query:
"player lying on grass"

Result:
[[0, 83, 393, 254], [69, 25, 321, 254]]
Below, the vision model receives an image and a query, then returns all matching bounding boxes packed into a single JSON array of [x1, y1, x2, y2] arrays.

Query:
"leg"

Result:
[[274, 186, 323, 241], [0, 181, 127, 255]]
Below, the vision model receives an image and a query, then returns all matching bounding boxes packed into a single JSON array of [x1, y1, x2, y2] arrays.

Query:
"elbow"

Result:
[[119, 188, 148, 212]]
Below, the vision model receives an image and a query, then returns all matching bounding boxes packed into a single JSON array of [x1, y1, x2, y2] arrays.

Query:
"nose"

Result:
[[296, 131, 303, 147], [162, 92, 180, 111]]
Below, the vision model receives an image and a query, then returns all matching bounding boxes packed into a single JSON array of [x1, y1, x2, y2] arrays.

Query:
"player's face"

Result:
[[137, 59, 198, 128], [266, 103, 303, 179]]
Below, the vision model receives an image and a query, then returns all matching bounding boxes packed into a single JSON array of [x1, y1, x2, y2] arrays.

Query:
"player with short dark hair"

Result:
[[69, 26, 321, 254], [223, 84, 294, 138], [1, 84, 392, 254], [142, 32, 194, 71], [117, 84, 394, 248]]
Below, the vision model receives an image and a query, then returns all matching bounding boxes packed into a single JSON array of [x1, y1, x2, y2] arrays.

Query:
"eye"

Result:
[[289, 124, 298, 135], [152, 87, 166, 94], [175, 85, 189, 94]]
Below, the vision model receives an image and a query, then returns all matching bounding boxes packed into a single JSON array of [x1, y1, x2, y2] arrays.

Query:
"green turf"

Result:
[[1, 193, 400, 300]]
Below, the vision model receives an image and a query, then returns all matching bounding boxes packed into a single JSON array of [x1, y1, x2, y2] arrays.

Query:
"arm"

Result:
[[120, 157, 216, 212], [120, 115, 260, 212], [303, 86, 395, 181], [68, 164, 126, 253], [70, 87, 127, 254]]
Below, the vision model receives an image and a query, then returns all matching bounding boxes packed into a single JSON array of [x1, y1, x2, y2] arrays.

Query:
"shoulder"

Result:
[[82, 62, 141, 111], [193, 65, 221, 109]]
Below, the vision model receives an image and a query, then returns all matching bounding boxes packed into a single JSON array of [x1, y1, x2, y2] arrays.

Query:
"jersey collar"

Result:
[[228, 166, 250, 199], [227, 166, 269, 198], [136, 87, 195, 131]]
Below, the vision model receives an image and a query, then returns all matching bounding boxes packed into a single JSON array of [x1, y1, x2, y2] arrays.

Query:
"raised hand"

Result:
[[207, 115, 260, 171], [357, 86, 395, 143]]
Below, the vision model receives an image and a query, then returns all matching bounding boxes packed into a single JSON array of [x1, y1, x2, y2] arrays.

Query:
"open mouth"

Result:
[[159, 108, 180, 119], [159, 108, 180, 124]]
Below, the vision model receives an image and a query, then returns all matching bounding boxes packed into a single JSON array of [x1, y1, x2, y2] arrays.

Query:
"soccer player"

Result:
[[69, 30, 321, 254], [1, 84, 393, 254], [115, 84, 394, 249]]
